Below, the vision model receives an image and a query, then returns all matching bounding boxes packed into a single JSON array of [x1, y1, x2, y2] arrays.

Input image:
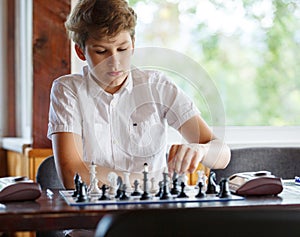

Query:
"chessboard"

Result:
[[60, 188, 244, 207], [60, 163, 244, 207]]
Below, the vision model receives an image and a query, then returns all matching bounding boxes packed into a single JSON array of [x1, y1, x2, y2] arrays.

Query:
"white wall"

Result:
[[15, 0, 33, 139]]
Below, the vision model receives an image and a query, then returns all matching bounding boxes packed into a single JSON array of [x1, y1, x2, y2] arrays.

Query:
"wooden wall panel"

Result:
[[32, 0, 71, 148], [6, 0, 16, 137]]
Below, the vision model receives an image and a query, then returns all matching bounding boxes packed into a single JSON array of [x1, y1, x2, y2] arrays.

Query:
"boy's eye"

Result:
[[96, 50, 106, 54], [118, 48, 128, 52]]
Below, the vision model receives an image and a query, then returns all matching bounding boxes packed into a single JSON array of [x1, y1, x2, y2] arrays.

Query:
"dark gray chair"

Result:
[[36, 155, 65, 190], [214, 147, 300, 181], [95, 208, 300, 237], [36, 156, 65, 237]]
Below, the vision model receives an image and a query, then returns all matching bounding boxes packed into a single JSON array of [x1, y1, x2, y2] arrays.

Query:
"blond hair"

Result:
[[65, 0, 137, 49]]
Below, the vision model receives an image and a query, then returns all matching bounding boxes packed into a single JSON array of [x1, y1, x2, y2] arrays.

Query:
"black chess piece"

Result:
[[155, 181, 163, 197], [131, 180, 142, 196], [218, 178, 232, 198], [140, 168, 151, 200], [195, 181, 206, 198], [177, 182, 189, 198], [115, 176, 123, 198], [72, 173, 81, 197], [119, 184, 129, 200], [160, 180, 172, 200], [170, 178, 180, 195], [76, 181, 88, 202], [99, 184, 110, 200], [206, 171, 218, 194]]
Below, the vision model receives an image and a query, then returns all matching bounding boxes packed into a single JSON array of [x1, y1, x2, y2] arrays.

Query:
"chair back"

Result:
[[36, 156, 64, 190], [214, 147, 300, 181]]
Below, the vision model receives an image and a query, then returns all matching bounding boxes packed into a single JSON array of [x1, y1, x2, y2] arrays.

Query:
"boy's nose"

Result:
[[107, 53, 120, 68]]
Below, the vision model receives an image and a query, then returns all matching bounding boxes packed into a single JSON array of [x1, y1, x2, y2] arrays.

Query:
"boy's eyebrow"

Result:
[[92, 40, 131, 48]]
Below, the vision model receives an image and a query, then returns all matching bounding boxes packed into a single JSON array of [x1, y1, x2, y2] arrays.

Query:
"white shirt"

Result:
[[48, 66, 200, 180]]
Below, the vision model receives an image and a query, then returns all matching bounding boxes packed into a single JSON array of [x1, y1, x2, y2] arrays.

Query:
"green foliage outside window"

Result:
[[130, 0, 300, 126]]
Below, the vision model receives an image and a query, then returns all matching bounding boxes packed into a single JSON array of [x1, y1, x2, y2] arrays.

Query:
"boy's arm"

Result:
[[168, 115, 231, 174], [51, 132, 89, 189]]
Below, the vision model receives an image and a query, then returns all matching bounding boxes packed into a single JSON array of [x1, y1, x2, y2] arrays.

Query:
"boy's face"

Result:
[[76, 31, 134, 94]]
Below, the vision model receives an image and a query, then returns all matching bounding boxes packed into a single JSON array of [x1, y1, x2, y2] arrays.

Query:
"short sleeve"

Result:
[[157, 73, 201, 130], [47, 80, 82, 139]]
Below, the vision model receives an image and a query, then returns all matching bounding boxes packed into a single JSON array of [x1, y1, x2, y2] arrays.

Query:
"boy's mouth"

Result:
[[107, 71, 123, 77]]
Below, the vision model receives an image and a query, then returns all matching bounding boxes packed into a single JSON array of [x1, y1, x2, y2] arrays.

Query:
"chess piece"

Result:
[[140, 163, 151, 200], [178, 174, 192, 191], [195, 181, 206, 198], [196, 170, 207, 190], [107, 172, 118, 196], [150, 177, 158, 194], [155, 181, 163, 197], [99, 184, 110, 200], [115, 176, 123, 198], [218, 178, 232, 198], [119, 184, 130, 200], [177, 182, 189, 198], [123, 171, 133, 193], [160, 169, 172, 200], [206, 171, 218, 194], [72, 173, 81, 197], [131, 180, 142, 196], [170, 178, 180, 195], [76, 181, 88, 202], [88, 162, 101, 195]]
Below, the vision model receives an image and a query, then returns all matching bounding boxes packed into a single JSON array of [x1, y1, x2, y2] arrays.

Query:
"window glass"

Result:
[[129, 0, 300, 126]]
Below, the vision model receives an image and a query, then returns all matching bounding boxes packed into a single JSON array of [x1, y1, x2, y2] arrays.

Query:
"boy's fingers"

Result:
[[168, 144, 179, 162], [168, 144, 179, 173]]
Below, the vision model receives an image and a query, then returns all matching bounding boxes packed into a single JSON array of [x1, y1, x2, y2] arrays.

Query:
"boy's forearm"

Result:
[[200, 139, 231, 169]]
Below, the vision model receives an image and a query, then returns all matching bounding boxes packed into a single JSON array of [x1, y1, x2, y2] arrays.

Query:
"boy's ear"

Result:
[[131, 38, 135, 55], [75, 44, 86, 61]]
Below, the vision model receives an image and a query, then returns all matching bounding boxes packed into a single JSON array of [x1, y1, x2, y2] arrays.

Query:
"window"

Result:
[[71, 0, 300, 147], [130, 0, 300, 126], [0, 0, 32, 151]]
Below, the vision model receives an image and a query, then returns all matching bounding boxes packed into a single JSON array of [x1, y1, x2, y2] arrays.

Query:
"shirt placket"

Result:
[[109, 94, 118, 169]]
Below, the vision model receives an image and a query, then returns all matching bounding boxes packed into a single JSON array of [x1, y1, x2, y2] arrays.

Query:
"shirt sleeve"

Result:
[[47, 79, 82, 139], [157, 73, 201, 130]]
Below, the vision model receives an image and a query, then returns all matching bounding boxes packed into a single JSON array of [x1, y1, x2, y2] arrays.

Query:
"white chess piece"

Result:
[[88, 162, 101, 194], [123, 171, 133, 192], [150, 177, 158, 193], [197, 170, 208, 190], [107, 172, 118, 196], [178, 174, 192, 191]]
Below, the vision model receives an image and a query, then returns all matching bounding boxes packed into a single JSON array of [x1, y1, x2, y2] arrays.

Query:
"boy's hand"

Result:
[[168, 144, 206, 175]]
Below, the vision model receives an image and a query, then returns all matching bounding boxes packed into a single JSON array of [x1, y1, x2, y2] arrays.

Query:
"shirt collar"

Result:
[[85, 65, 133, 98]]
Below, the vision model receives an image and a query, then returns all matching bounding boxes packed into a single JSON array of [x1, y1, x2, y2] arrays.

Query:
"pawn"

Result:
[[150, 177, 158, 194], [195, 181, 206, 198], [131, 180, 142, 196], [206, 171, 218, 194], [170, 178, 180, 195], [76, 181, 88, 202], [99, 184, 110, 201], [177, 182, 189, 198], [160, 184, 172, 200], [218, 178, 232, 198]]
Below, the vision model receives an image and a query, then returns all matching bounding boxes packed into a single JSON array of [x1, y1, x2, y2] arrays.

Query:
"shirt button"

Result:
[[111, 100, 116, 107]]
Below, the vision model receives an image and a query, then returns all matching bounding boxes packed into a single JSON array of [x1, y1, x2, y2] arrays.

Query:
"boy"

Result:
[[48, 0, 230, 191]]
